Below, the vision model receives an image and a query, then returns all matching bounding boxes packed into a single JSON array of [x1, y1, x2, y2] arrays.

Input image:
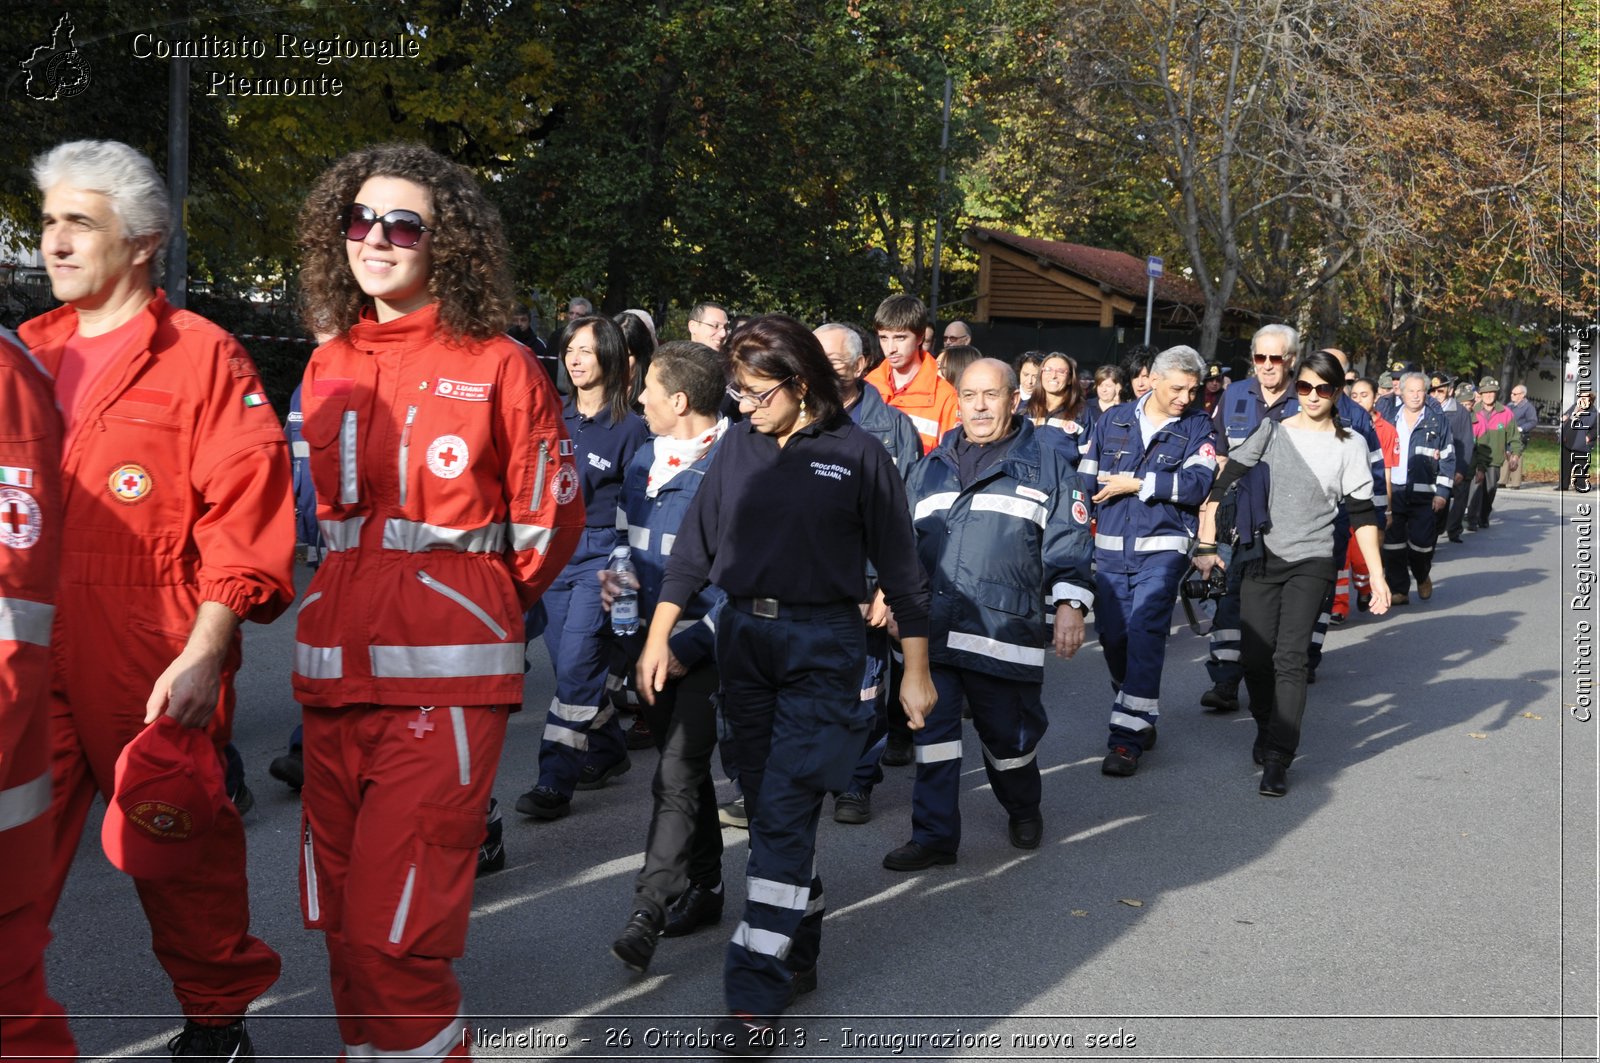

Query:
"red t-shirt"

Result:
[[55, 314, 144, 434]]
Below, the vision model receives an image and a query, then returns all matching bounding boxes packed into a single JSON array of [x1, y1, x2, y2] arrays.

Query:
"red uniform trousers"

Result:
[[41, 586, 280, 1021], [1331, 536, 1371, 618], [300, 704, 507, 1059]]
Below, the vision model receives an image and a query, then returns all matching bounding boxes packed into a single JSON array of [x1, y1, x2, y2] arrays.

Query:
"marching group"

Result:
[[1, 137, 1593, 1063]]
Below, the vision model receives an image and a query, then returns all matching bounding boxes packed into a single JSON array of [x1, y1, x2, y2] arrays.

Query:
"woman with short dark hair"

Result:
[[637, 314, 935, 1048]]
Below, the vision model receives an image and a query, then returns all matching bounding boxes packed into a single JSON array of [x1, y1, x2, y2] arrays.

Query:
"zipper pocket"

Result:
[[398, 405, 418, 507], [415, 570, 508, 640], [531, 439, 549, 510]]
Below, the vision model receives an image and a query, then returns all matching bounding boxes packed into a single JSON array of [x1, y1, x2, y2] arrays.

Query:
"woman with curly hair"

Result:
[[291, 142, 584, 1058], [514, 313, 649, 820], [1029, 352, 1092, 468]]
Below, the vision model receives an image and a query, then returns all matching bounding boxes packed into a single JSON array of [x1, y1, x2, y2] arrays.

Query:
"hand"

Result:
[[597, 568, 622, 611], [636, 639, 672, 706], [1192, 553, 1224, 577], [145, 647, 224, 728], [1092, 473, 1142, 505], [1431, 495, 1448, 512], [1367, 577, 1392, 615], [1053, 604, 1085, 659], [1384, 513, 1393, 529], [1455, 472, 1464, 484], [885, 606, 900, 641], [864, 588, 890, 629], [898, 666, 937, 730]]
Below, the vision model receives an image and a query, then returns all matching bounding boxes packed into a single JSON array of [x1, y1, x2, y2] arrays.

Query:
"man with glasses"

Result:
[[941, 319, 973, 352], [1198, 323, 1297, 714], [19, 139, 293, 1056], [686, 301, 730, 348]]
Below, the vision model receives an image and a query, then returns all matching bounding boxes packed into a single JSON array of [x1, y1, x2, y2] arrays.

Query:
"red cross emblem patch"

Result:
[[425, 435, 468, 480], [0, 488, 42, 549], [109, 463, 154, 504]]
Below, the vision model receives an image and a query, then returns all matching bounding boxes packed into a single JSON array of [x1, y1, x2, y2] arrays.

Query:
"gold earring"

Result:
[[799, 398, 808, 415]]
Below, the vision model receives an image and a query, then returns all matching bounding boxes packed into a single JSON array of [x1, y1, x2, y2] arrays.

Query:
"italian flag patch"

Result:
[[0, 466, 34, 488], [243, 392, 269, 408]]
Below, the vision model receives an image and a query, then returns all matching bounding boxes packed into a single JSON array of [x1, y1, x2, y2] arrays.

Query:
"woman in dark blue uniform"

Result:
[[639, 315, 935, 1054], [516, 314, 649, 819]]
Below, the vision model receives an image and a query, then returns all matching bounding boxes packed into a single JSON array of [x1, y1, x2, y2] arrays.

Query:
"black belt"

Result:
[[728, 597, 857, 621]]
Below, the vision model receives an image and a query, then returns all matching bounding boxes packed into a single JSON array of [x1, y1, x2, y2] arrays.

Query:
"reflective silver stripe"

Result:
[[1077, 459, 1099, 476], [1310, 629, 1326, 646], [1212, 648, 1241, 662], [531, 440, 549, 510], [1118, 691, 1160, 713], [319, 516, 366, 552], [370, 1015, 465, 1060], [915, 740, 963, 764], [907, 413, 940, 440], [385, 519, 507, 554], [339, 410, 359, 504], [731, 920, 792, 960], [551, 699, 599, 723], [388, 863, 416, 944], [295, 643, 343, 680], [1210, 628, 1241, 643], [981, 742, 1037, 773], [1134, 534, 1191, 553], [947, 630, 1045, 668], [510, 523, 552, 553], [805, 893, 825, 917], [1413, 483, 1437, 494], [301, 591, 324, 610], [628, 525, 651, 552], [615, 506, 628, 531], [913, 491, 959, 522], [449, 706, 470, 786], [303, 823, 320, 922], [1409, 542, 1435, 554], [971, 493, 1046, 527], [1381, 541, 1407, 551], [369, 642, 523, 679], [0, 770, 52, 832], [1369, 448, 1384, 464], [1183, 452, 1218, 470], [859, 684, 880, 702], [398, 405, 418, 507], [747, 876, 809, 910], [0, 597, 54, 646], [660, 532, 676, 556], [1436, 475, 1453, 488], [415, 571, 508, 639], [1050, 582, 1095, 610], [543, 724, 588, 750], [1094, 532, 1124, 550], [291, 440, 310, 458], [1110, 710, 1154, 732]]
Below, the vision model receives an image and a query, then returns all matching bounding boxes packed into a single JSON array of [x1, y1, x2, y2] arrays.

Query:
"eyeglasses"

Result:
[[692, 317, 730, 333], [944, 333, 971, 344], [1253, 353, 1288, 365], [725, 376, 793, 408], [1296, 380, 1338, 399], [342, 204, 433, 248]]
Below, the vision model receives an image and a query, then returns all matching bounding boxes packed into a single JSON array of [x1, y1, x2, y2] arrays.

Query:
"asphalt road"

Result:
[[46, 486, 1598, 1062]]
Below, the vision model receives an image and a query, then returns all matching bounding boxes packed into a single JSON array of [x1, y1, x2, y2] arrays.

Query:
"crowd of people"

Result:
[[1, 137, 1592, 1062]]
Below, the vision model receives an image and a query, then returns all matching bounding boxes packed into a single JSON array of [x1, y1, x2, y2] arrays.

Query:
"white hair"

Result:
[[1152, 344, 1206, 381], [33, 140, 171, 267], [814, 322, 863, 361], [1252, 323, 1299, 359], [1398, 371, 1428, 391]]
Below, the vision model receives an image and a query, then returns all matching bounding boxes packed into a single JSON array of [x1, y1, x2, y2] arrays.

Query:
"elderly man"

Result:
[[1438, 380, 1477, 543], [884, 359, 1092, 869], [1466, 377, 1522, 530], [686, 301, 730, 348], [941, 319, 973, 352], [1198, 323, 1297, 713], [1384, 373, 1455, 604], [1079, 346, 1218, 775], [1504, 384, 1538, 488], [19, 140, 294, 1057], [815, 322, 923, 820]]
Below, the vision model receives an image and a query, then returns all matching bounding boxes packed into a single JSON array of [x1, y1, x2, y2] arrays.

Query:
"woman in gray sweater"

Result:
[[1193, 351, 1391, 796]]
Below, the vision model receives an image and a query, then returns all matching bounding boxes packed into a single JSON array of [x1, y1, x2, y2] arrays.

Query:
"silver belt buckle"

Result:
[[753, 597, 780, 619]]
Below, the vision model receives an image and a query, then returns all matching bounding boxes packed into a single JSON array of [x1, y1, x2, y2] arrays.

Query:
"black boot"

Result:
[[1259, 756, 1290, 797]]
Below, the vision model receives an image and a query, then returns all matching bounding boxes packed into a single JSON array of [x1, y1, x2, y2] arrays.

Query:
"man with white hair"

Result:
[[1078, 345, 1218, 775], [19, 140, 294, 1057], [1384, 372, 1455, 604]]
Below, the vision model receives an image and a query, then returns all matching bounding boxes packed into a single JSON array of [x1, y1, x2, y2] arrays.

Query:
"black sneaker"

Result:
[[267, 749, 304, 792], [169, 1018, 252, 1060], [228, 780, 254, 816], [832, 792, 871, 824], [1101, 745, 1139, 776], [882, 841, 957, 872], [713, 1013, 778, 1057], [611, 908, 663, 973], [476, 799, 505, 877], [662, 882, 724, 937], [515, 784, 571, 820], [880, 733, 913, 767], [576, 755, 631, 791]]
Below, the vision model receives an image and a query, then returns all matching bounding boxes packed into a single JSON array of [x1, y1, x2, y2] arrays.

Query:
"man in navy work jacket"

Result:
[[885, 359, 1093, 870], [1079, 345, 1218, 776]]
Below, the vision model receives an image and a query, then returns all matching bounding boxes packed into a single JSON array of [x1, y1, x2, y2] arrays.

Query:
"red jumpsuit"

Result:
[[292, 304, 582, 1057], [0, 327, 76, 1061], [19, 291, 294, 1024]]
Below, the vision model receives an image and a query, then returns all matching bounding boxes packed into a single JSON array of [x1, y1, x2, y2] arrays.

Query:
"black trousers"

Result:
[[1383, 491, 1439, 594], [1467, 464, 1500, 525], [1240, 549, 1335, 762], [1440, 475, 1470, 538], [633, 659, 724, 919]]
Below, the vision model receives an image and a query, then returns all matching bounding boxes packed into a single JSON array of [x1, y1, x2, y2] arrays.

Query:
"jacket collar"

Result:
[[931, 416, 1043, 485], [19, 287, 167, 374], [347, 303, 452, 355]]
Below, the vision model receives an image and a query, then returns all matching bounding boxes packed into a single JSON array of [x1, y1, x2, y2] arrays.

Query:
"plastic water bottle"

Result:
[[610, 550, 640, 635]]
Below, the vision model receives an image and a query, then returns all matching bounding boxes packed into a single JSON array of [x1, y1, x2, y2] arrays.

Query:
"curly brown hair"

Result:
[[297, 143, 513, 341]]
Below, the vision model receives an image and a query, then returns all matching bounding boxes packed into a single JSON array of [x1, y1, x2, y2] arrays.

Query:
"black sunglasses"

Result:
[[342, 204, 434, 249], [1296, 380, 1338, 399]]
